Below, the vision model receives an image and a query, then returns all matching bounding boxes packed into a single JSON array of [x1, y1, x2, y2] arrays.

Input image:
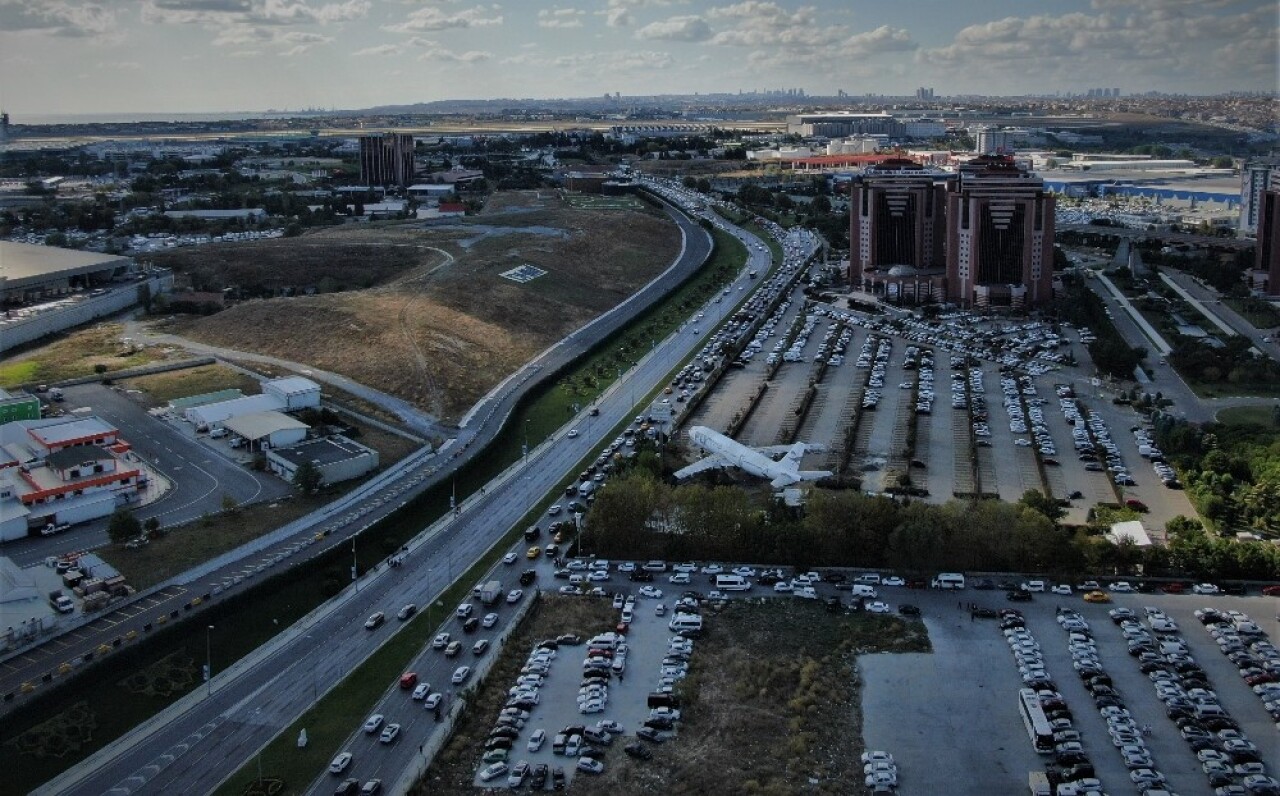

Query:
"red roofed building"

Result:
[[437, 202, 466, 217]]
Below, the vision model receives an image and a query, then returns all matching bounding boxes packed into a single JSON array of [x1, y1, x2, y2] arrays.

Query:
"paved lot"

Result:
[[862, 588, 1279, 796]]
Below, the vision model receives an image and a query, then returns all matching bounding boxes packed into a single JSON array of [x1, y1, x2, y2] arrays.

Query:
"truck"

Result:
[[479, 580, 503, 606], [748, 269, 758, 279], [40, 522, 71, 537], [1027, 772, 1052, 796]]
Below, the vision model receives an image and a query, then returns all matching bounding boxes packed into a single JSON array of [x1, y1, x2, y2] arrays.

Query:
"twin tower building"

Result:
[[849, 156, 1056, 310]]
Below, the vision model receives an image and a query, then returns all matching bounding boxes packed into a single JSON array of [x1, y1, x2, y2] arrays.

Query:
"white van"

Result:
[[668, 613, 703, 633], [854, 573, 881, 585], [850, 584, 879, 599], [714, 574, 750, 591], [931, 572, 966, 590]]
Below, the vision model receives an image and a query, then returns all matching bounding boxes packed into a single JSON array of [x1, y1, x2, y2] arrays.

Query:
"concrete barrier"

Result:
[[0, 274, 173, 355]]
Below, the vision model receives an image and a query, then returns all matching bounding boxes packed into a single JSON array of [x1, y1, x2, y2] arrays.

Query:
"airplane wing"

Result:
[[756, 443, 827, 458], [673, 456, 729, 480]]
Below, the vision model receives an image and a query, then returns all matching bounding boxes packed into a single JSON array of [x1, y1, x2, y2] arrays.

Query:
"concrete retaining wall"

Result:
[[0, 274, 173, 355]]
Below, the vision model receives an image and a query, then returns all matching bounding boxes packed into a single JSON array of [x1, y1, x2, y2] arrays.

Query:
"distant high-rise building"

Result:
[[915, 87, 935, 101], [1255, 169, 1280, 296], [973, 126, 1012, 155], [848, 159, 947, 288], [1240, 160, 1280, 236], [945, 156, 1056, 310], [358, 133, 415, 188]]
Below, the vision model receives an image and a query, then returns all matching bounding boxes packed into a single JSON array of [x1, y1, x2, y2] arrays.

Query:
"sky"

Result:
[[0, 0, 1275, 117]]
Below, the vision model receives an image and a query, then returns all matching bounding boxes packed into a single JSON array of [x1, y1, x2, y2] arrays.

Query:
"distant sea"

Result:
[[15, 111, 323, 126]]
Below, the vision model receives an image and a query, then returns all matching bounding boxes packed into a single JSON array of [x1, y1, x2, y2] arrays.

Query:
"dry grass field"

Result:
[[164, 191, 678, 421], [0, 323, 171, 388]]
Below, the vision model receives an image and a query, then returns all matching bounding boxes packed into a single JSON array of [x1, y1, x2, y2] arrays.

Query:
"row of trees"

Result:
[[580, 471, 1280, 580], [1155, 415, 1280, 535]]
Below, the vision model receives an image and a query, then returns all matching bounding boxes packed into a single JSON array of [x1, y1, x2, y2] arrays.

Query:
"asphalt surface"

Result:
[[2, 194, 711, 717], [3, 383, 291, 569], [36, 191, 774, 795]]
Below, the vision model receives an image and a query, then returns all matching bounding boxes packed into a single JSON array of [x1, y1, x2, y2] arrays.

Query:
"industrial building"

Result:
[[222, 411, 308, 450], [785, 113, 903, 138], [266, 435, 379, 487], [1239, 160, 1279, 236], [0, 417, 144, 541], [185, 393, 284, 428], [848, 159, 948, 303], [0, 241, 134, 306], [359, 133, 415, 188], [0, 390, 40, 425], [262, 376, 321, 410], [945, 156, 1056, 310]]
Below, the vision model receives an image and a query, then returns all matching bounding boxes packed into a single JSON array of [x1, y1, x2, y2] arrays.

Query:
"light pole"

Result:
[[351, 536, 358, 588], [205, 624, 214, 697], [523, 419, 530, 464]]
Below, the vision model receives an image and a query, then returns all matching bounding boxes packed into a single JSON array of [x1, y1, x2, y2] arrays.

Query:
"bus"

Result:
[[1017, 689, 1056, 755]]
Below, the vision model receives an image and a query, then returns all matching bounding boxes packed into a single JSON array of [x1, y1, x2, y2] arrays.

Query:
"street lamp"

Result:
[[205, 624, 214, 697], [351, 536, 358, 587], [523, 419, 530, 464]]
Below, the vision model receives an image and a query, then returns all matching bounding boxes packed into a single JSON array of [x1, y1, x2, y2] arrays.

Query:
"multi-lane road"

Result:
[[38, 190, 777, 795], [0, 196, 711, 713]]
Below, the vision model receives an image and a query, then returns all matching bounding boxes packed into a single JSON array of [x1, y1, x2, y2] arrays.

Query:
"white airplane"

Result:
[[674, 426, 832, 488]]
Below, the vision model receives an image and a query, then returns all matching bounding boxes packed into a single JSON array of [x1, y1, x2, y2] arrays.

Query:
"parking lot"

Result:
[[676, 283, 1201, 525], [862, 587, 1279, 796]]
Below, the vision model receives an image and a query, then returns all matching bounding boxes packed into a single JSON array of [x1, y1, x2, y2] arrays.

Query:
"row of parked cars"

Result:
[[1194, 606, 1280, 750], [1112, 605, 1274, 795]]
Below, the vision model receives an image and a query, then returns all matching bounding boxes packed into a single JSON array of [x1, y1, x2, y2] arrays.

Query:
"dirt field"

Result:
[[0, 323, 171, 388], [416, 596, 929, 796], [166, 191, 679, 421], [121, 363, 262, 405]]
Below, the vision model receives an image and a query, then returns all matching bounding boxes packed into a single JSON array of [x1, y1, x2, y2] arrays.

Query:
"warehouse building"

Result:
[[267, 435, 379, 487], [185, 393, 284, 428], [223, 411, 309, 450], [263, 377, 321, 411], [0, 241, 134, 305], [0, 389, 40, 425]]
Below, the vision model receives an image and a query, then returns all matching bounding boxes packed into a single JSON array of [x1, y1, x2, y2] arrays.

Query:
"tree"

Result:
[[144, 515, 163, 540], [1019, 489, 1066, 524], [293, 461, 322, 494], [108, 508, 141, 545]]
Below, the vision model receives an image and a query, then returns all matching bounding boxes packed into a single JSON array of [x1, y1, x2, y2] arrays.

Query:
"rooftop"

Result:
[[269, 435, 374, 467], [222, 411, 308, 441], [26, 417, 117, 448], [264, 376, 320, 396], [0, 241, 131, 289]]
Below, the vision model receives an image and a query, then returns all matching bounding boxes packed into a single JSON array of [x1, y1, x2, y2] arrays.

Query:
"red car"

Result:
[[399, 672, 418, 689], [1262, 585, 1280, 597], [1161, 582, 1187, 594]]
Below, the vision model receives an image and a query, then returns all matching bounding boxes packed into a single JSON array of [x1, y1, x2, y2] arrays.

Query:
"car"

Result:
[[862, 751, 895, 766], [898, 604, 921, 616], [462, 617, 480, 633], [568, 429, 580, 438], [636, 727, 665, 743], [334, 779, 360, 796], [506, 588, 524, 604], [329, 752, 353, 775], [445, 640, 463, 657], [396, 603, 417, 620], [882, 576, 905, 586], [527, 547, 542, 560], [638, 586, 663, 599], [624, 742, 653, 760], [424, 692, 442, 710], [669, 572, 691, 585], [432, 632, 450, 650], [1052, 585, 1073, 595], [547, 505, 562, 516], [364, 612, 385, 630], [411, 682, 431, 700], [551, 767, 567, 789], [399, 671, 418, 689], [1084, 591, 1111, 603], [451, 666, 471, 684], [359, 780, 381, 796], [774, 581, 793, 593], [565, 734, 583, 756], [530, 763, 549, 789], [479, 611, 499, 628], [1193, 583, 1222, 595], [577, 757, 605, 774], [456, 603, 473, 619], [473, 639, 490, 656], [1130, 768, 1166, 788], [363, 714, 384, 734], [866, 601, 892, 614], [526, 728, 546, 752], [506, 760, 530, 788], [503, 552, 518, 565], [379, 723, 400, 744], [1109, 581, 1135, 593], [478, 762, 509, 782]]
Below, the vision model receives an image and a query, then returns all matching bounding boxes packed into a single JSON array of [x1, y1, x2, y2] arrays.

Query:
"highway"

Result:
[[1, 196, 709, 716], [36, 190, 777, 795]]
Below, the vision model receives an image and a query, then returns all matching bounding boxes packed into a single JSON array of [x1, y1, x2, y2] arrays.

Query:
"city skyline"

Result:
[[0, 0, 1276, 118]]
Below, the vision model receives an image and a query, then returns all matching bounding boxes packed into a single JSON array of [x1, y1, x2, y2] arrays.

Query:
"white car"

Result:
[[528, 728, 546, 752], [432, 632, 450, 650], [773, 581, 794, 593], [881, 576, 905, 587], [379, 723, 400, 744], [732, 566, 758, 577], [701, 564, 724, 575], [506, 589, 523, 604], [568, 429, 580, 438], [412, 683, 431, 700], [638, 586, 663, 599], [669, 572, 691, 585], [865, 602, 891, 614], [482, 612, 499, 628], [1051, 584, 1073, 595], [451, 666, 471, 684], [363, 714, 384, 733], [1109, 582, 1135, 593], [862, 751, 895, 766], [503, 552, 518, 565], [1192, 583, 1221, 595], [423, 692, 442, 710]]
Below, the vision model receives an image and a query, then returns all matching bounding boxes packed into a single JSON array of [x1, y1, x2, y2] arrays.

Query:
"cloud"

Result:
[[353, 42, 401, 56], [917, 5, 1277, 91], [384, 4, 502, 33], [501, 48, 673, 73], [419, 48, 492, 63], [0, 0, 120, 39], [845, 25, 915, 56], [95, 60, 142, 70], [537, 7, 585, 29], [635, 14, 709, 42], [140, 0, 364, 54], [598, 0, 681, 28]]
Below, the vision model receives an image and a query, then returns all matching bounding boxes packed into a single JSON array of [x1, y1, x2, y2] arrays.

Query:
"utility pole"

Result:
[[205, 625, 214, 697], [351, 536, 358, 587]]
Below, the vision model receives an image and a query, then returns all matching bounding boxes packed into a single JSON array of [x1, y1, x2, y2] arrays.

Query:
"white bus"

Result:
[[1017, 689, 1056, 755], [931, 572, 966, 590], [713, 574, 751, 591]]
